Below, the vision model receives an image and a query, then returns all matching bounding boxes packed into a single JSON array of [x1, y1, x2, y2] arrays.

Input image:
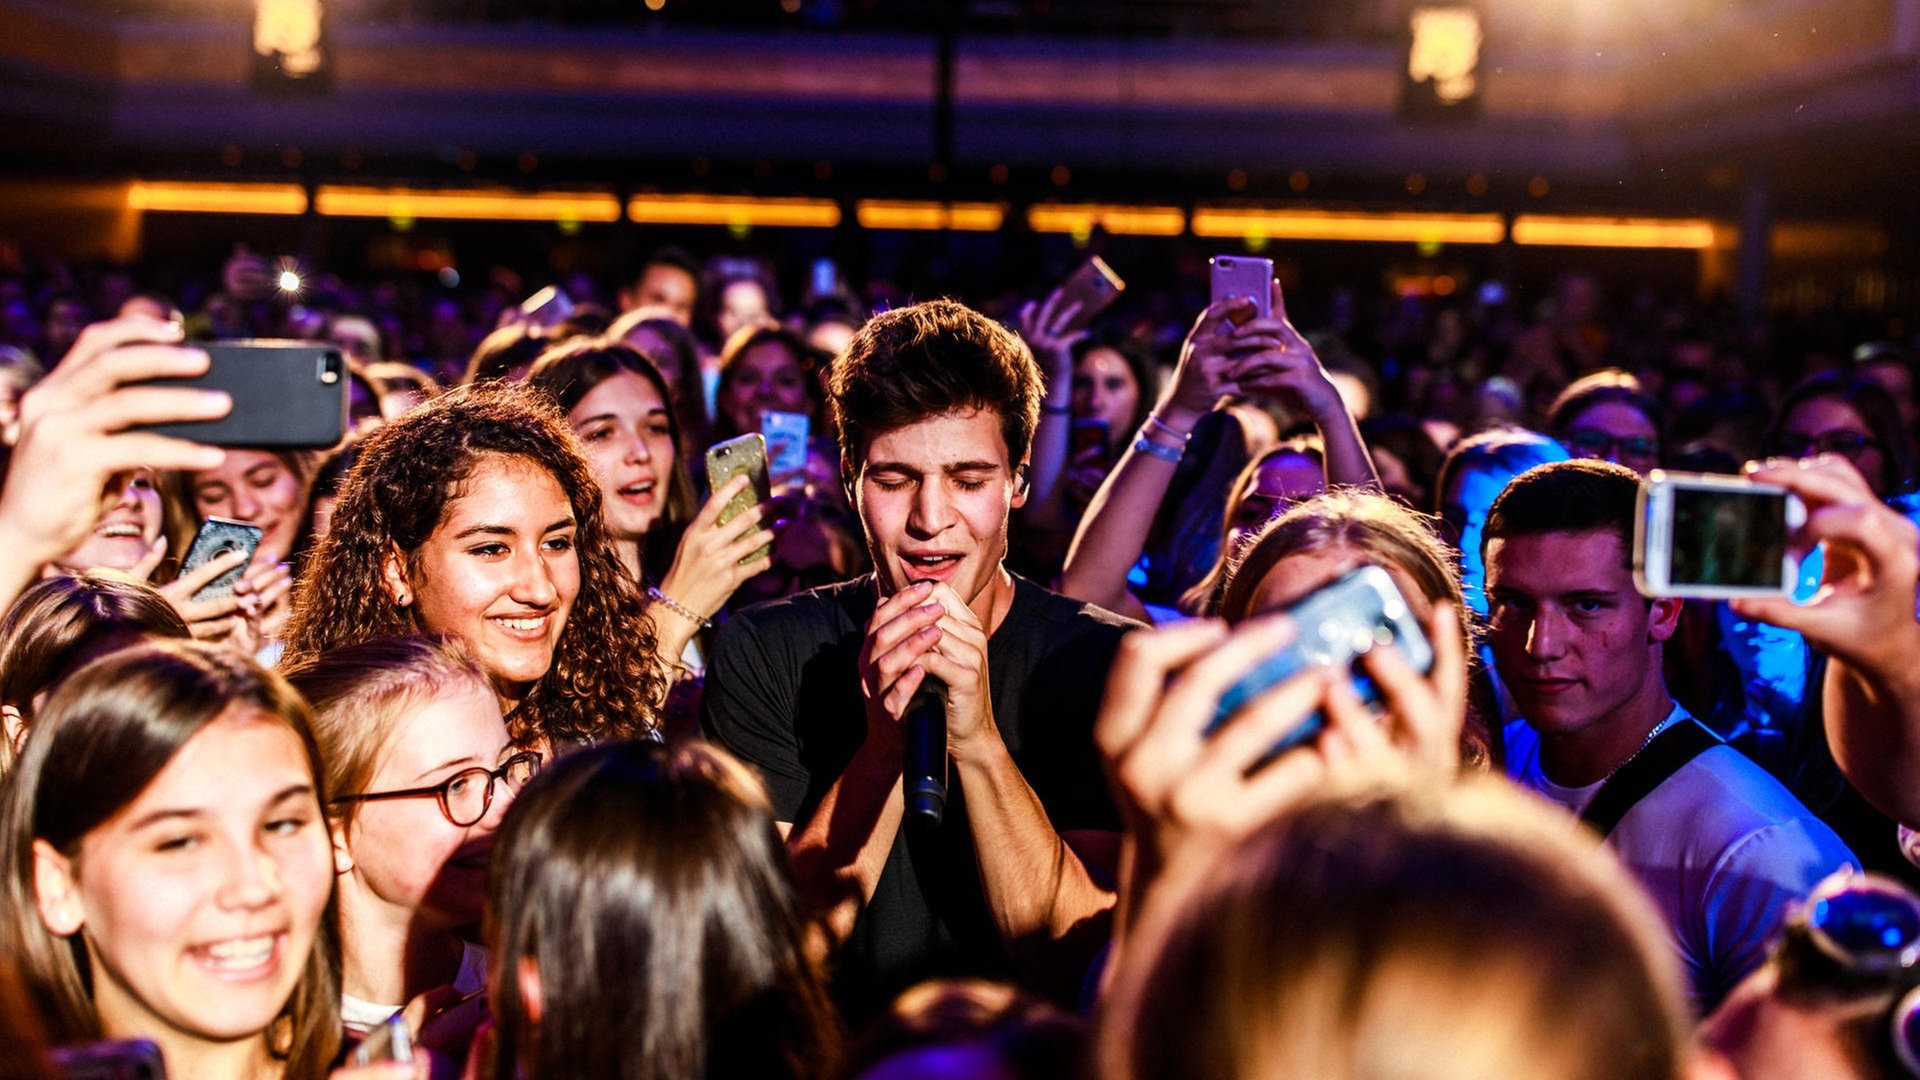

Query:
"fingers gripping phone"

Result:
[[1207, 565, 1435, 758], [181, 517, 264, 602], [136, 340, 348, 449], [706, 433, 772, 565], [1209, 255, 1274, 321], [350, 1013, 415, 1067], [1054, 256, 1126, 335], [1634, 470, 1806, 599]]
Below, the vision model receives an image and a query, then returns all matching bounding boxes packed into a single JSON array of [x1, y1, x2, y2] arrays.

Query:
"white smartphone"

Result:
[[1209, 255, 1274, 320], [1634, 470, 1806, 599]]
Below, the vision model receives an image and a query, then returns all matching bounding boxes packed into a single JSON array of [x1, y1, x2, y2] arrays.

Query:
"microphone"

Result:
[[903, 676, 948, 825]]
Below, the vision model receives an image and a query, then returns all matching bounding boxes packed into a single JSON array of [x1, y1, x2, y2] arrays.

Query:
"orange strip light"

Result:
[[627, 194, 841, 229], [1027, 204, 1187, 237], [316, 186, 622, 222], [855, 200, 1006, 231], [1510, 215, 1717, 249], [1191, 207, 1505, 245], [127, 182, 308, 215]]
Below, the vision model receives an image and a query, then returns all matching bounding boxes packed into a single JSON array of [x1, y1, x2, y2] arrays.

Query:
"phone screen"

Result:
[[1668, 486, 1790, 588]]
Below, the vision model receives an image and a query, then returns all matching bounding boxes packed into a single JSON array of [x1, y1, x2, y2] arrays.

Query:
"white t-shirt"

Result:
[[1505, 706, 1857, 1016], [341, 940, 489, 1036]]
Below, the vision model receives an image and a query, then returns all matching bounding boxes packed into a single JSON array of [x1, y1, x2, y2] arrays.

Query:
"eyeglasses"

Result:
[[1778, 869, 1920, 1075], [1563, 428, 1659, 462], [332, 751, 541, 827], [1773, 430, 1883, 460]]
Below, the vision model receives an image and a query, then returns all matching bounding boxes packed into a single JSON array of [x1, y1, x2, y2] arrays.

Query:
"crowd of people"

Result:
[[2, 236, 1920, 1080]]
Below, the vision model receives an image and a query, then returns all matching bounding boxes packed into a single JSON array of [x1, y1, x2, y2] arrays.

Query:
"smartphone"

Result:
[[1054, 256, 1126, 335], [136, 340, 347, 449], [1209, 255, 1274, 321], [810, 257, 839, 299], [761, 410, 811, 483], [48, 1039, 167, 1080], [350, 1014, 415, 1068], [518, 285, 575, 328], [705, 433, 772, 565], [1207, 565, 1435, 757], [181, 517, 264, 602], [1069, 417, 1113, 470], [1634, 470, 1805, 599]]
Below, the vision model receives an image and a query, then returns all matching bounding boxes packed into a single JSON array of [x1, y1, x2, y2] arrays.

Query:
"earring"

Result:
[[395, 590, 412, 607]]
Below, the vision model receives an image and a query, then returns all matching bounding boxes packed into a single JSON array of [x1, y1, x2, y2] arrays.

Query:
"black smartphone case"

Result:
[[140, 340, 348, 449]]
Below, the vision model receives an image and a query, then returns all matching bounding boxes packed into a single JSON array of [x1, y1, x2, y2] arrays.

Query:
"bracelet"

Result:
[[646, 586, 713, 630], [1132, 435, 1184, 464], [1142, 413, 1193, 443]]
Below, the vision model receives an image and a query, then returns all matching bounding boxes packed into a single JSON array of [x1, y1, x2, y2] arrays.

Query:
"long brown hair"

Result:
[[0, 641, 342, 1078], [0, 573, 189, 732], [282, 383, 666, 748], [485, 740, 841, 1080]]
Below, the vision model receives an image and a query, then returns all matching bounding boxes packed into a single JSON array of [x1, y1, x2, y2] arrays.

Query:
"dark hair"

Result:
[[1071, 332, 1159, 436], [713, 325, 830, 441], [606, 314, 711, 456], [1547, 369, 1665, 455], [0, 641, 341, 1076], [527, 339, 700, 582], [640, 245, 700, 285], [1482, 459, 1641, 567], [828, 299, 1042, 477], [1768, 372, 1916, 497], [464, 323, 550, 386], [485, 740, 841, 1080], [283, 383, 666, 749], [0, 574, 189, 736]]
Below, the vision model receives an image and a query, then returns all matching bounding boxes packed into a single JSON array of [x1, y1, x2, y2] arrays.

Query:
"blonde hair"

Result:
[[1216, 489, 1461, 624], [280, 635, 492, 826], [1099, 780, 1688, 1080]]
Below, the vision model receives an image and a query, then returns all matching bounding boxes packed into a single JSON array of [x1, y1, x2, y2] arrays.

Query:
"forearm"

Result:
[[1313, 402, 1381, 491], [953, 735, 1116, 964], [1825, 651, 1920, 827], [1024, 405, 1075, 533], [785, 734, 906, 955], [1060, 404, 1204, 611]]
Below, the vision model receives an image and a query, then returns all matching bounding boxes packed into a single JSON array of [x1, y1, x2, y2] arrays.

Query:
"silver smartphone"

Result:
[[1634, 470, 1805, 599], [181, 517, 264, 602], [705, 433, 772, 565]]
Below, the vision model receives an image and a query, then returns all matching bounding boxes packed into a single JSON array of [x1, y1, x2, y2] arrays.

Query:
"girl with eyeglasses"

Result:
[[1770, 374, 1916, 502], [0, 640, 340, 1080], [283, 636, 536, 1044]]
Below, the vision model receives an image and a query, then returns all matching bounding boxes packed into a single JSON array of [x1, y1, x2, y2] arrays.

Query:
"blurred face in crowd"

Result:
[[1859, 360, 1919, 431], [1776, 396, 1888, 497], [328, 316, 382, 365], [1242, 540, 1434, 627], [1484, 529, 1681, 754], [1227, 452, 1327, 554], [719, 339, 812, 436], [335, 678, 515, 942], [59, 469, 163, 574], [392, 454, 580, 706], [1561, 401, 1660, 476], [32, 708, 333, 1050], [567, 368, 677, 543], [629, 263, 697, 327], [717, 278, 771, 342], [193, 451, 306, 567], [1071, 346, 1141, 435], [621, 323, 685, 397], [854, 408, 1025, 619]]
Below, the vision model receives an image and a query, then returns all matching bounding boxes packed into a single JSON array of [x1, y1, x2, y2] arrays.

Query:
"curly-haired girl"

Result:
[[283, 384, 666, 750]]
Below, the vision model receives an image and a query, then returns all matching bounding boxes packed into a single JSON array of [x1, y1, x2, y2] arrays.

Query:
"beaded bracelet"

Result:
[[1141, 413, 1193, 444], [647, 586, 713, 629]]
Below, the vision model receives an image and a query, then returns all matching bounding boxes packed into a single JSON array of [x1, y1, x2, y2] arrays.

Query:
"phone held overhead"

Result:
[[133, 340, 348, 449], [1633, 470, 1806, 600]]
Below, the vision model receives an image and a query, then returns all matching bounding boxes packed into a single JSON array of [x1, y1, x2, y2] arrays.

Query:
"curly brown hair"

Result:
[[283, 383, 665, 748]]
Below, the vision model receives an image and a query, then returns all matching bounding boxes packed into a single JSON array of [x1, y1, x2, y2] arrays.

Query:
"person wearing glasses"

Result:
[[285, 635, 538, 1043], [1547, 369, 1664, 477], [1770, 374, 1917, 504]]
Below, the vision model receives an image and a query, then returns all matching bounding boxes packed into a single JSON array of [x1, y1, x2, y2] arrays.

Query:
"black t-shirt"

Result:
[[701, 572, 1136, 1018]]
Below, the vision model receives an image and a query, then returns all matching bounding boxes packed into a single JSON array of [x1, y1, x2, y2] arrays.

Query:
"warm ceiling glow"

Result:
[[1191, 207, 1505, 244], [1510, 215, 1718, 249], [126, 182, 309, 215], [315, 186, 622, 222], [1026, 204, 1187, 237], [627, 194, 841, 229], [854, 200, 1006, 231], [1408, 7, 1482, 104], [255, 0, 325, 77]]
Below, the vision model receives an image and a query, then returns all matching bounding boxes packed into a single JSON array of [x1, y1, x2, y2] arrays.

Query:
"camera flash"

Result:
[[277, 270, 302, 292]]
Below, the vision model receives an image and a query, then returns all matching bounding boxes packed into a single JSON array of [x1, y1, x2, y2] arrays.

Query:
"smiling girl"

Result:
[[0, 640, 340, 1080], [282, 385, 666, 751]]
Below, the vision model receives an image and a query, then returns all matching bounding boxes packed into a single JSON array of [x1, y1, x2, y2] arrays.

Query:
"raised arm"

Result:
[[1016, 288, 1092, 537], [0, 317, 229, 612], [1730, 457, 1920, 826], [1225, 280, 1380, 491], [1059, 299, 1249, 619]]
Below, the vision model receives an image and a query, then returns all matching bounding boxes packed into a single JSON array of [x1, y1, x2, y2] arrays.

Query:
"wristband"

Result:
[[1142, 413, 1193, 443], [1132, 435, 1184, 464], [647, 586, 713, 630]]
